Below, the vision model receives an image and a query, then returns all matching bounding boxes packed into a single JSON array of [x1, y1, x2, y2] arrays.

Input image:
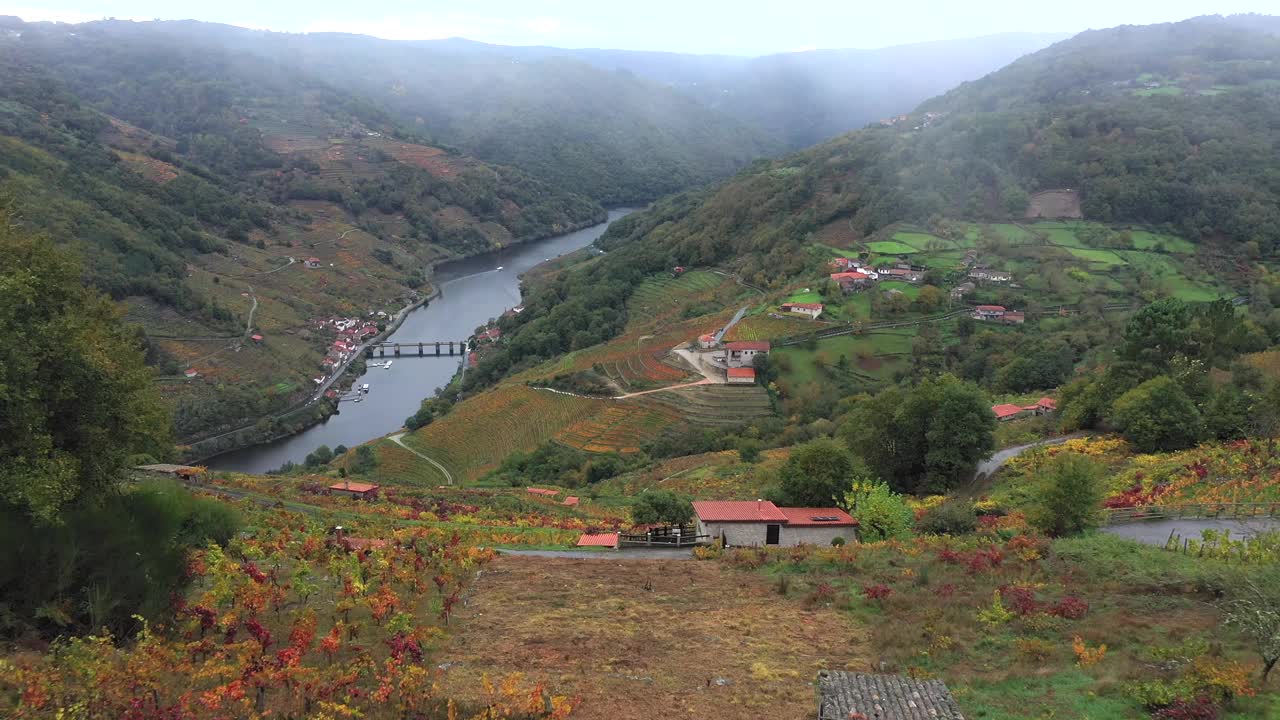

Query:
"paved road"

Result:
[[714, 306, 750, 344], [389, 432, 454, 485], [1103, 517, 1280, 546], [498, 548, 694, 560], [972, 433, 1089, 481]]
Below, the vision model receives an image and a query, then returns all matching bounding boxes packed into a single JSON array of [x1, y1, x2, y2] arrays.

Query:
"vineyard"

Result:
[[649, 384, 775, 427], [593, 448, 792, 499], [595, 350, 692, 391], [555, 399, 683, 453], [627, 270, 729, 326], [401, 385, 605, 482], [722, 312, 816, 342]]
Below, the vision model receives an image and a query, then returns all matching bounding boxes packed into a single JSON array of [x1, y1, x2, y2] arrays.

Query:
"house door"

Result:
[[765, 524, 780, 545]]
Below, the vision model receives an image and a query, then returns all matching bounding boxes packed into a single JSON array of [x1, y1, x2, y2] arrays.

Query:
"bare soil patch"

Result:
[[1025, 189, 1083, 219], [856, 356, 884, 371], [441, 555, 871, 720]]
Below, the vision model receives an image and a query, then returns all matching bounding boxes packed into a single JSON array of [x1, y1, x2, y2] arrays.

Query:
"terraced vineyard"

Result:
[[722, 313, 815, 342], [650, 384, 775, 427], [555, 399, 683, 453], [401, 385, 605, 482], [597, 350, 692, 391]]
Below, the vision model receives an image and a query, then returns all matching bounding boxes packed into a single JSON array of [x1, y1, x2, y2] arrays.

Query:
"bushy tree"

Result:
[[770, 438, 859, 507], [1032, 453, 1104, 537], [1111, 376, 1204, 452], [0, 216, 171, 522], [917, 500, 978, 536], [1221, 565, 1280, 683], [631, 490, 694, 526], [842, 375, 995, 494], [843, 481, 913, 542]]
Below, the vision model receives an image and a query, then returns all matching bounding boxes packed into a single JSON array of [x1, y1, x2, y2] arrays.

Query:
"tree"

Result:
[[1032, 453, 1104, 536], [0, 214, 171, 522], [771, 438, 857, 507], [737, 438, 763, 463], [843, 481, 913, 542], [1111, 376, 1204, 452], [1118, 298, 1195, 375], [1221, 565, 1280, 684], [842, 375, 995, 494], [630, 490, 694, 526]]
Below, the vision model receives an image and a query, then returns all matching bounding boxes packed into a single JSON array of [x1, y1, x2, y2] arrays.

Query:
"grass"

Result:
[[1129, 230, 1196, 253], [775, 329, 914, 386], [1135, 85, 1185, 96], [866, 240, 919, 255], [784, 291, 822, 305], [1065, 247, 1128, 266], [440, 555, 871, 720]]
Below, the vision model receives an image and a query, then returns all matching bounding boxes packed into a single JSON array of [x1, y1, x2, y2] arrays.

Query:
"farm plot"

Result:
[[555, 399, 683, 453], [627, 270, 734, 328], [865, 240, 919, 254], [1129, 230, 1196, 253], [598, 351, 692, 391], [649, 384, 775, 427], [402, 385, 605, 482], [1065, 247, 1127, 266], [440, 555, 871, 720], [722, 313, 816, 342]]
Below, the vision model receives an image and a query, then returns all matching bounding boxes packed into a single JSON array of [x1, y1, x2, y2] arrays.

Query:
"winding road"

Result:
[[389, 432, 454, 485], [1102, 517, 1280, 546], [972, 433, 1090, 481]]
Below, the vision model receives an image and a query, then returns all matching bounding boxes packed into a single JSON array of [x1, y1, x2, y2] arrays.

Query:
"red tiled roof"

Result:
[[527, 487, 558, 497], [576, 533, 618, 548], [693, 500, 788, 523], [724, 341, 771, 352], [330, 482, 379, 493], [783, 302, 823, 311], [831, 272, 868, 281], [699, 334, 715, 342], [975, 305, 1006, 312], [777, 507, 857, 527], [562, 496, 579, 506], [992, 404, 1024, 419], [727, 367, 756, 379], [1037, 397, 1057, 410]]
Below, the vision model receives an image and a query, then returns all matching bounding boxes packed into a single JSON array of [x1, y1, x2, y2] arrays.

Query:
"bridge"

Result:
[[365, 341, 469, 358]]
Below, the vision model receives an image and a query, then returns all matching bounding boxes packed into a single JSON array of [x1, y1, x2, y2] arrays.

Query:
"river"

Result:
[[209, 208, 635, 473]]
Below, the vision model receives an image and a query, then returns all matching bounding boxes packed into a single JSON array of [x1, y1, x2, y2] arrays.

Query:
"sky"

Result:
[[1, 0, 1274, 55]]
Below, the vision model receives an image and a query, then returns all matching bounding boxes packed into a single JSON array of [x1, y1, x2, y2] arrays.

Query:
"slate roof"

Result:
[[818, 671, 965, 720]]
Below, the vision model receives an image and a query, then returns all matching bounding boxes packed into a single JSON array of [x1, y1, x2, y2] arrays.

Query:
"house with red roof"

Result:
[[781, 302, 824, 319], [992, 403, 1027, 421], [576, 532, 619, 548], [693, 500, 856, 547], [329, 481, 380, 500], [724, 341, 770, 368], [973, 305, 1007, 320], [698, 333, 717, 349], [727, 367, 756, 385], [305, 257, 322, 269], [527, 487, 558, 497], [831, 271, 870, 293]]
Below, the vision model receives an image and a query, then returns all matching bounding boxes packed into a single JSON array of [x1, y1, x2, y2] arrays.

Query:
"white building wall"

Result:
[[781, 525, 856, 546], [697, 520, 770, 547]]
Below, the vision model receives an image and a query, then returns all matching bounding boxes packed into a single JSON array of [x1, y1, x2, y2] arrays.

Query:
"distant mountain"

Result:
[[410, 32, 1069, 148]]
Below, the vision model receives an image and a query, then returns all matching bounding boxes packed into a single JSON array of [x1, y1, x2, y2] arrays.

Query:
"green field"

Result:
[[990, 223, 1034, 243], [1065, 247, 1127, 266], [785, 290, 822, 304], [775, 329, 915, 386], [1128, 230, 1195, 253], [880, 280, 921, 298], [866, 240, 919, 254]]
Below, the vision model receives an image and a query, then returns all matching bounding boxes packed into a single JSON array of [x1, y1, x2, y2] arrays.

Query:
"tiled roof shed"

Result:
[[692, 500, 788, 523], [818, 671, 965, 720]]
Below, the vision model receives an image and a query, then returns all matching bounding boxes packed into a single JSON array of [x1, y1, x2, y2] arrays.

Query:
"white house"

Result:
[[969, 268, 1012, 283], [973, 305, 1007, 321], [780, 302, 824, 319], [724, 341, 770, 368], [698, 333, 717, 349], [693, 500, 857, 547]]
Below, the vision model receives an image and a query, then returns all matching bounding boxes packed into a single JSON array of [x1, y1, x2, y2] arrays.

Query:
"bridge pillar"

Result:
[[365, 347, 373, 358], [418, 342, 423, 356], [394, 344, 401, 357], [448, 341, 455, 355], [435, 342, 441, 356], [379, 346, 385, 357]]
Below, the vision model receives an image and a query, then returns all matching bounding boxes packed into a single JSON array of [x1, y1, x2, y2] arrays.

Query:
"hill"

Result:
[[24, 19, 783, 205], [0, 18, 604, 444]]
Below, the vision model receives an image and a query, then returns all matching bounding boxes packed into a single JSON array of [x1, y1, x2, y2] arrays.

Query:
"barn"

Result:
[[692, 500, 856, 547]]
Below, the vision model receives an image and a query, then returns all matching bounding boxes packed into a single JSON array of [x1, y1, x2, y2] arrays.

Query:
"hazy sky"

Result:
[[2, 0, 1273, 55]]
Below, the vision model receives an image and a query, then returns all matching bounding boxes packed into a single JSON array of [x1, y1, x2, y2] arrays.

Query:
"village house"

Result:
[[698, 333, 717, 349], [723, 341, 770, 368], [831, 271, 870, 293], [881, 267, 924, 283], [1002, 310, 1026, 324], [305, 257, 322, 269], [328, 481, 380, 500], [969, 268, 1013, 283], [780, 302, 823, 319], [693, 500, 857, 547], [829, 256, 858, 271], [818, 671, 965, 720], [973, 305, 1007, 321], [727, 367, 756, 385], [950, 281, 976, 300], [475, 327, 502, 343], [183, 368, 199, 379], [992, 397, 1057, 421]]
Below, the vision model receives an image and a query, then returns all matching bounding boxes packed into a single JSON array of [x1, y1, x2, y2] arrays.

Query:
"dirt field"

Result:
[[441, 556, 872, 719], [1025, 189, 1083, 219]]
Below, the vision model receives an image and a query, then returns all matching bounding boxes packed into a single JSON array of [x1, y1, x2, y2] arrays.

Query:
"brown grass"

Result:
[[441, 555, 871, 720]]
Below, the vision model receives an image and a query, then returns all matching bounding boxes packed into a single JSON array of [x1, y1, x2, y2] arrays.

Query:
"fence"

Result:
[[1105, 502, 1280, 525]]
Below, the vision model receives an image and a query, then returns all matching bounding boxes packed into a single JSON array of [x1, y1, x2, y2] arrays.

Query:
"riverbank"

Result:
[[206, 208, 637, 473]]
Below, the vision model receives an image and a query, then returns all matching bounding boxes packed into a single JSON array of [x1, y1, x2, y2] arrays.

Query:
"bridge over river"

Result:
[[366, 340, 468, 357]]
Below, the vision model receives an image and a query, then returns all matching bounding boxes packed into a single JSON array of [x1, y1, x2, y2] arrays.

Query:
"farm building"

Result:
[[817, 671, 964, 720], [698, 333, 717, 349], [992, 397, 1055, 421], [692, 500, 856, 547], [780, 302, 823, 319], [305, 257, 322, 269], [881, 267, 924, 283], [829, 257, 857, 270], [1002, 310, 1026, 324], [727, 367, 756, 385], [251, 333, 264, 343], [831, 271, 870, 292], [973, 305, 1006, 320], [992, 403, 1026, 421], [950, 281, 976, 300], [183, 368, 199, 378], [723, 341, 770, 368], [329, 481, 380, 499], [969, 268, 1012, 283]]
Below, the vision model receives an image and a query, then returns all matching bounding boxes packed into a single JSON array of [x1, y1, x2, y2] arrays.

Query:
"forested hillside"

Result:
[[15, 19, 782, 205], [0, 18, 603, 443]]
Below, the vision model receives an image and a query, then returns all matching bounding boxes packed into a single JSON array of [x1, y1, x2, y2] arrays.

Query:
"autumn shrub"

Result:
[[916, 500, 978, 536], [1016, 637, 1056, 662], [1049, 596, 1090, 620], [1152, 697, 1221, 720], [805, 582, 836, 608]]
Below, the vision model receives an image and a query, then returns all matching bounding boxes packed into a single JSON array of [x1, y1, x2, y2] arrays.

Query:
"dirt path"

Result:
[[443, 555, 870, 720], [389, 432, 454, 485], [532, 377, 714, 401]]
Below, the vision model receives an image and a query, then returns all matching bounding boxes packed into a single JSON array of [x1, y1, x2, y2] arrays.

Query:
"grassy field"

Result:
[[775, 329, 914, 386], [1065, 246, 1128, 266], [440, 555, 871, 720], [866, 240, 919, 254]]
